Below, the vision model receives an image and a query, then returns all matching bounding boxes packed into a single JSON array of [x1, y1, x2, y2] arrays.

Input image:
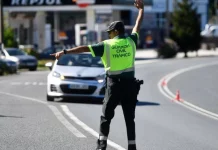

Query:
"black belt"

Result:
[[107, 77, 135, 82]]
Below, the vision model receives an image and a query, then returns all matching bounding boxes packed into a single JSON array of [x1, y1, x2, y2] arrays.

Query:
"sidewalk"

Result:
[[135, 49, 218, 59]]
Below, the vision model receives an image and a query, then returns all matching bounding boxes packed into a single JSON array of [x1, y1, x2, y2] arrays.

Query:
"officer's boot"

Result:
[[96, 139, 107, 150], [128, 144, 137, 150]]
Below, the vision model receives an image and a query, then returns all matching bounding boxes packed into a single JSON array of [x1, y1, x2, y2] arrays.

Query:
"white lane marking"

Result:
[[39, 82, 47, 85], [10, 82, 47, 86], [48, 105, 86, 138], [61, 105, 126, 150], [158, 61, 218, 120], [0, 91, 86, 138], [32, 82, 37, 85], [0, 91, 47, 105], [24, 82, 31, 85]]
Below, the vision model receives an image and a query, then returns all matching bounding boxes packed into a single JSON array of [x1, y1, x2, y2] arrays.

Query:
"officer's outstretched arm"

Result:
[[132, 0, 144, 34], [50, 46, 90, 60]]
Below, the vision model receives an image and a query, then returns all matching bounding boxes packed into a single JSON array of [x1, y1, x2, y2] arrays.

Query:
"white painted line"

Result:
[[61, 105, 126, 150], [32, 82, 37, 85], [24, 82, 30, 85], [9, 82, 47, 86], [158, 61, 218, 120], [0, 91, 47, 105], [48, 105, 86, 138], [0, 91, 87, 138], [39, 82, 47, 85]]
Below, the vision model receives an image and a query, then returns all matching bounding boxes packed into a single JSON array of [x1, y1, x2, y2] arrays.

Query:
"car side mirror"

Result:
[[45, 62, 53, 70]]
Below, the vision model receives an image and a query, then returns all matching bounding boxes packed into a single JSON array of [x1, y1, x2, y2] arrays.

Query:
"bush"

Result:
[[19, 45, 40, 59], [23, 48, 40, 59], [157, 38, 178, 58], [3, 26, 18, 48]]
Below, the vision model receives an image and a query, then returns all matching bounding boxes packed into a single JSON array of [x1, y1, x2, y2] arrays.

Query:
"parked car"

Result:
[[0, 58, 18, 75], [39, 45, 65, 60], [46, 53, 105, 101], [2, 48, 38, 71]]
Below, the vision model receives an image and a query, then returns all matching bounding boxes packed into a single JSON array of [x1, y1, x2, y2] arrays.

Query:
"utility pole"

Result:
[[0, 0, 3, 50], [165, 0, 170, 38]]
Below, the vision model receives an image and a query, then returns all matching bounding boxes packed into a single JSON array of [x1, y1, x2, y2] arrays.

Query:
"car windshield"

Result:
[[57, 54, 104, 67], [7, 49, 26, 56]]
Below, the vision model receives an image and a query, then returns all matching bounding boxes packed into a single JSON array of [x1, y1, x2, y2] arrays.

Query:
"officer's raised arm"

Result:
[[132, 0, 144, 34]]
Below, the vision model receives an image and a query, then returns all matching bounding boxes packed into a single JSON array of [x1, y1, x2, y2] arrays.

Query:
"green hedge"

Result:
[[157, 38, 178, 58], [22, 47, 40, 59]]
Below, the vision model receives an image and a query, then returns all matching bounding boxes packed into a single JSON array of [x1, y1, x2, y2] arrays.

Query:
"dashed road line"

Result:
[[0, 91, 126, 149], [10, 82, 47, 86], [0, 91, 86, 138]]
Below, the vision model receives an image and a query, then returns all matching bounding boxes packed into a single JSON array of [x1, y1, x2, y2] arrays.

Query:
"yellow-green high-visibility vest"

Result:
[[101, 37, 136, 76]]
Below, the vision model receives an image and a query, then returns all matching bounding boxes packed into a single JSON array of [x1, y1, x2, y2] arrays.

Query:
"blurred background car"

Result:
[[38, 45, 69, 60], [2, 48, 38, 71], [46, 53, 105, 101], [0, 57, 18, 75]]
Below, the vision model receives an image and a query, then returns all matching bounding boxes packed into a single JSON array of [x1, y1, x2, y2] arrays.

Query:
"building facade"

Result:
[[3, 0, 209, 50]]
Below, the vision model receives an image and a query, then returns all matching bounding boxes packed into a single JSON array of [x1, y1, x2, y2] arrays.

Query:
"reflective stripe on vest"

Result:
[[104, 37, 136, 75]]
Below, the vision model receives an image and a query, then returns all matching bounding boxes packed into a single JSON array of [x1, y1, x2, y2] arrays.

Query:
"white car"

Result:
[[46, 53, 106, 101]]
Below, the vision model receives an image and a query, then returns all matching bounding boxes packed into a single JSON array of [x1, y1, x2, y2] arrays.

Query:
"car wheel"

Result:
[[47, 94, 54, 101], [0, 70, 4, 76], [29, 66, 37, 71]]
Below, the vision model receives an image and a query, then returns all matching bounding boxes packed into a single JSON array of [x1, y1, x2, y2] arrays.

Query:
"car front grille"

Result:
[[20, 59, 36, 63], [64, 76, 96, 80], [60, 84, 97, 94], [99, 86, 105, 95], [51, 84, 57, 92]]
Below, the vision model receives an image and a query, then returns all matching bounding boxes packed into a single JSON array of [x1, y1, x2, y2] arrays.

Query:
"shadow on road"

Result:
[[55, 98, 160, 107], [55, 97, 103, 105], [0, 115, 23, 118], [136, 101, 160, 106]]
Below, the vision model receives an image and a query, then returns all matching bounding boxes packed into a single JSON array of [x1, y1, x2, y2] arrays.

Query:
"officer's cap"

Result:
[[106, 21, 125, 33]]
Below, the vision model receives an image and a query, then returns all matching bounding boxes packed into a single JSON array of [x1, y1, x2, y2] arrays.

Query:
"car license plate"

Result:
[[69, 84, 89, 89], [27, 63, 35, 66]]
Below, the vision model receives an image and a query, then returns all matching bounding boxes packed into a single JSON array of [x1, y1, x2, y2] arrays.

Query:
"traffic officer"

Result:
[[51, 1, 144, 149]]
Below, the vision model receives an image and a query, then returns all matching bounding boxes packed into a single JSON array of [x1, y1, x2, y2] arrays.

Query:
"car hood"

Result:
[[15, 55, 36, 60], [54, 66, 105, 77], [0, 58, 16, 63]]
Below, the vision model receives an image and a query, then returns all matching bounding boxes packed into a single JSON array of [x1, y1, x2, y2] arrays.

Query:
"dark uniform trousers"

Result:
[[99, 76, 138, 142]]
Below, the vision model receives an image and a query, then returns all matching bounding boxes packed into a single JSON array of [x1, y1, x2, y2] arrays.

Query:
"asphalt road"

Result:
[[0, 56, 218, 150]]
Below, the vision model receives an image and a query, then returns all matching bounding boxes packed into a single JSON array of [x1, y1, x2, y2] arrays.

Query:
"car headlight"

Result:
[[52, 71, 65, 80], [96, 74, 105, 83]]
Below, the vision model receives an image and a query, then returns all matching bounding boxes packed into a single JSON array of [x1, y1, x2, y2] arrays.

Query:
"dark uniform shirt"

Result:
[[89, 33, 138, 79]]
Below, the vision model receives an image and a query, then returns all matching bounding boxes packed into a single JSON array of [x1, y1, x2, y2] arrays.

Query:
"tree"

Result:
[[171, 0, 202, 57], [3, 25, 18, 48]]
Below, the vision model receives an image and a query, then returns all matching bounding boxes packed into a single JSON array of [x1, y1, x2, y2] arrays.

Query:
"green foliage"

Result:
[[171, 0, 202, 57], [157, 38, 178, 58], [22, 48, 40, 59], [3, 26, 18, 48], [208, 0, 216, 20]]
